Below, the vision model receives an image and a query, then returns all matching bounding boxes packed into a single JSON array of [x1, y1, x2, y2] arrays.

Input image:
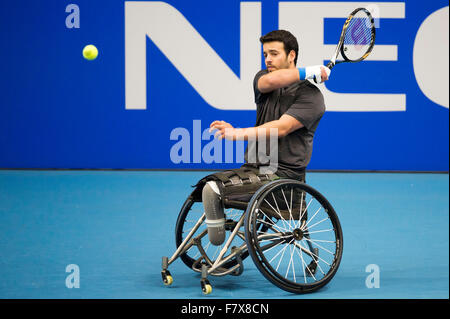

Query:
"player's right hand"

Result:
[[319, 66, 331, 82], [300, 65, 331, 83], [308, 65, 331, 83]]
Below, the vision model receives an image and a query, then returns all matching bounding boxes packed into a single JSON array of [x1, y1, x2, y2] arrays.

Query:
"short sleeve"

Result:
[[284, 82, 326, 131], [253, 69, 269, 104]]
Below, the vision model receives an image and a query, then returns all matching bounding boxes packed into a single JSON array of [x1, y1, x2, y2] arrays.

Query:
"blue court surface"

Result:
[[0, 170, 448, 299]]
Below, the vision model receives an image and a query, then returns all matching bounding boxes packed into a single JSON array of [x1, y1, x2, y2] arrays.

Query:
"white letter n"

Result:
[[125, 1, 261, 110]]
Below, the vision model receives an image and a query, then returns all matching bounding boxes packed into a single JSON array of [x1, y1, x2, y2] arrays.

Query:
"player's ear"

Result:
[[288, 50, 296, 64]]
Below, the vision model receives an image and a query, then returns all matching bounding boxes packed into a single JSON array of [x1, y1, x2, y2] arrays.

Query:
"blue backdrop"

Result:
[[0, 0, 448, 171]]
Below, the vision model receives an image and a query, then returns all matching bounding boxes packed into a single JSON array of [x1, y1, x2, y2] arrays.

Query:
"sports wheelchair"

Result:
[[161, 168, 343, 295]]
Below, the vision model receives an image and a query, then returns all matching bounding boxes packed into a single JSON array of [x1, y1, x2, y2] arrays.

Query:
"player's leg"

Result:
[[202, 181, 226, 246]]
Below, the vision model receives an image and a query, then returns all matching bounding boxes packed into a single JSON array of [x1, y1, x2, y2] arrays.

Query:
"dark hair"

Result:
[[260, 30, 299, 65]]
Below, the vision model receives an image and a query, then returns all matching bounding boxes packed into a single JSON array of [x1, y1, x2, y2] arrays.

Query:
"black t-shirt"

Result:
[[243, 69, 326, 179]]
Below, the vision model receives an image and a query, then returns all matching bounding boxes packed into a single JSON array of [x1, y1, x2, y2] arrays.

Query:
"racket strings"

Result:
[[343, 12, 374, 61]]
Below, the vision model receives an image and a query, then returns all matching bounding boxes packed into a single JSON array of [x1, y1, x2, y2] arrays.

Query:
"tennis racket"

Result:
[[327, 7, 376, 70]]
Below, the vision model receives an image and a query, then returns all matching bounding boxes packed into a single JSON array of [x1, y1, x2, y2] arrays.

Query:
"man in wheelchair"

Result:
[[199, 30, 329, 246], [162, 30, 342, 295]]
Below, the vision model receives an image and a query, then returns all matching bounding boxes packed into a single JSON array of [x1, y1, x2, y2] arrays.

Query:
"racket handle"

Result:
[[326, 61, 335, 70]]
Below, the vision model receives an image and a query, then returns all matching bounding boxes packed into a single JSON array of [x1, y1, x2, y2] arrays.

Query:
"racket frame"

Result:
[[327, 7, 376, 70]]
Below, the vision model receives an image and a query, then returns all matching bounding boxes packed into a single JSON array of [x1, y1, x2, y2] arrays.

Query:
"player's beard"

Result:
[[267, 58, 290, 72]]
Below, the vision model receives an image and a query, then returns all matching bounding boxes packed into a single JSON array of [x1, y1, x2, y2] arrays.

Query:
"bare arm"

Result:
[[210, 114, 303, 141], [258, 67, 330, 93], [257, 69, 300, 93]]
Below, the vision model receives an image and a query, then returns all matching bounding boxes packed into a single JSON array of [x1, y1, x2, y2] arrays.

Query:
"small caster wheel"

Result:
[[201, 279, 212, 295], [164, 275, 173, 286], [305, 248, 319, 277], [162, 270, 173, 286], [202, 284, 212, 295], [305, 261, 317, 277]]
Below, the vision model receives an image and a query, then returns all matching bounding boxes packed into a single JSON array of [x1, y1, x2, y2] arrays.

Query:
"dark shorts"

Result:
[[191, 165, 306, 218]]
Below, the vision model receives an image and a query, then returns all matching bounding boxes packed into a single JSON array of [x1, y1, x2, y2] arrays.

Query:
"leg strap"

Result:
[[190, 167, 280, 208]]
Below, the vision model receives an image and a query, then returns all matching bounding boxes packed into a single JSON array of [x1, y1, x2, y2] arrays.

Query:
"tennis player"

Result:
[[202, 30, 330, 245], [211, 30, 329, 179]]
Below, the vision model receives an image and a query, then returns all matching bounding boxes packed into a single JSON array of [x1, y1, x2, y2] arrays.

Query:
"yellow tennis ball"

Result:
[[83, 44, 98, 61]]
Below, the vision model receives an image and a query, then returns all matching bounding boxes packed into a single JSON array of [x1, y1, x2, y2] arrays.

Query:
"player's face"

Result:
[[263, 41, 293, 72]]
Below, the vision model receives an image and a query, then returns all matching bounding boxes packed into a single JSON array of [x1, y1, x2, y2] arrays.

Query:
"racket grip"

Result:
[[326, 61, 334, 70]]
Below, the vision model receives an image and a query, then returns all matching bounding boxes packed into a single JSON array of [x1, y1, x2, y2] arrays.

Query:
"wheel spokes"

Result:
[[250, 183, 341, 288]]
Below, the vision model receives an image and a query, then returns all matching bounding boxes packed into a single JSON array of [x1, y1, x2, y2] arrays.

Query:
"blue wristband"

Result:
[[298, 67, 306, 80]]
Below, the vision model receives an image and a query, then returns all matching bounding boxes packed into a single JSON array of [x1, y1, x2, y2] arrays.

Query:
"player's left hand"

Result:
[[209, 120, 235, 140]]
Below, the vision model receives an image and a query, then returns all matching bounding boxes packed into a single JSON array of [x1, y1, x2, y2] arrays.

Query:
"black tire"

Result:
[[175, 197, 249, 272], [244, 179, 343, 293]]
